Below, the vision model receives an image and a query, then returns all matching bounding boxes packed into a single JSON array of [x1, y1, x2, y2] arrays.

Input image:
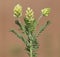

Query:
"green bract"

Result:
[[41, 8, 51, 16], [13, 4, 22, 18]]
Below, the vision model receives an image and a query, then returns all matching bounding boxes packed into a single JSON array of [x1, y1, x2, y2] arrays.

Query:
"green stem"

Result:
[[28, 33, 33, 57], [38, 14, 43, 22], [30, 41, 33, 57]]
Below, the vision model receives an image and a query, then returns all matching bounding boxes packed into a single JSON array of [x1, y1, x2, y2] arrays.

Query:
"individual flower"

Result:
[[13, 4, 22, 18], [41, 8, 51, 16]]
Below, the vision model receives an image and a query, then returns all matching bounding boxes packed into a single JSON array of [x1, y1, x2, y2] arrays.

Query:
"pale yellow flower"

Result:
[[13, 4, 22, 18], [26, 7, 34, 17], [41, 8, 51, 16]]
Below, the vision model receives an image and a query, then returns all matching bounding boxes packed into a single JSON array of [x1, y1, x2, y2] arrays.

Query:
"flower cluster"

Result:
[[13, 4, 22, 18], [41, 8, 51, 16], [25, 7, 35, 24]]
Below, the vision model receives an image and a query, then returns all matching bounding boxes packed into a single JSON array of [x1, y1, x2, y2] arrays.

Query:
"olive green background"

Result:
[[0, 0, 60, 57]]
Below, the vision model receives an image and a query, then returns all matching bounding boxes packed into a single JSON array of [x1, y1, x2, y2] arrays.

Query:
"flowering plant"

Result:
[[10, 4, 51, 57]]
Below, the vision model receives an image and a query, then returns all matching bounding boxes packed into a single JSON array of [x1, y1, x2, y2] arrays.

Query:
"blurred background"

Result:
[[0, 0, 60, 57]]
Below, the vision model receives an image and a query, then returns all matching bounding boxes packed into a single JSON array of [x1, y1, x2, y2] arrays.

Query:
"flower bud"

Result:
[[41, 8, 51, 16], [13, 4, 22, 18]]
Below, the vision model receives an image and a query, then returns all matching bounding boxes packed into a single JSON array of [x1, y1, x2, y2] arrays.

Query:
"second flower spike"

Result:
[[13, 4, 22, 18]]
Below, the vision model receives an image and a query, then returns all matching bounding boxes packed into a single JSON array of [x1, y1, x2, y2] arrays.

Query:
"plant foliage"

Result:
[[10, 4, 51, 57]]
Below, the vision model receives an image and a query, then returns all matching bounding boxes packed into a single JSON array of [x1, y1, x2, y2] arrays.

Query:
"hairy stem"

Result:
[[10, 29, 27, 44], [38, 14, 43, 24]]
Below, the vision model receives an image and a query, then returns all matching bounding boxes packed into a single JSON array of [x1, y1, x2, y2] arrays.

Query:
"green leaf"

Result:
[[15, 20, 25, 30], [32, 52, 37, 57], [37, 20, 50, 37], [33, 19, 37, 29], [40, 20, 50, 33], [10, 29, 27, 44]]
